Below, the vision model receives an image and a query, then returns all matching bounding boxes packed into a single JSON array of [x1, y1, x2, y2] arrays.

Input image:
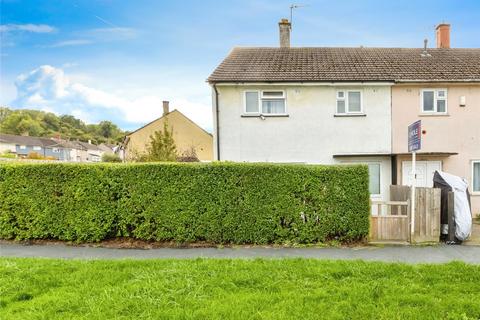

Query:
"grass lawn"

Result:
[[1, 258, 479, 319]]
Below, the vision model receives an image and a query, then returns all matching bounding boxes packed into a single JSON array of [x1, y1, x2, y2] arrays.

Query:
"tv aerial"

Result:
[[290, 4, 308, 29]]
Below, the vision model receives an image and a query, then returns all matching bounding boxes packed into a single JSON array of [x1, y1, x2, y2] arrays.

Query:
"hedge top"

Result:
[[0, 162, 370, 244]]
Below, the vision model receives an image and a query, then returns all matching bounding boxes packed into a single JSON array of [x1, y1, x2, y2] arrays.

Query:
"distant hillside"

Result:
[[0, 106, 126, 144]]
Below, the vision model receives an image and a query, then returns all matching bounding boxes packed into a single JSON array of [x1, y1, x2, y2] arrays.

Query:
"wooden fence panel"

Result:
[[411, 187, 441, 243], [370, 215, 409, 242], [369, 186, 440, 244], [369, 200, 410, 243]]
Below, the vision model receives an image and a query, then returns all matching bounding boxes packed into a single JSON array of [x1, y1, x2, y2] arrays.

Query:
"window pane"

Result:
[[437, 90, 446, 98], [368, 164, 381, 195], [474, 163, 480, 192], [337, 91, 345, 98], [262, 91, 283, 97], [262, 100, 285, 114], [245, 92, 259, 113], [437, 99, 446, 112], [423, 91, 434, 111], [348, 92, 361, 112], [337, 100, 345, 113]]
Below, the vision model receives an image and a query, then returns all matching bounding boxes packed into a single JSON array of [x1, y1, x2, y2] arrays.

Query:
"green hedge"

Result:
[[0, 163, 370, 244]]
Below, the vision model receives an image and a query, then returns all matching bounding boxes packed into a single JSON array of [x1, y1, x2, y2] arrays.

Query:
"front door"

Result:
[[402, 161, 442, 187]]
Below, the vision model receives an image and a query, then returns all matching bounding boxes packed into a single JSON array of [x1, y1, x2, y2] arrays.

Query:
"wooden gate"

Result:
[[370, 201, 410, 242], [369, 186, 441, 244]]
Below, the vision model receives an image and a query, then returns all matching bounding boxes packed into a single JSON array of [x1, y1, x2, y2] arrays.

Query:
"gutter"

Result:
[[213, 83, 220, 161]]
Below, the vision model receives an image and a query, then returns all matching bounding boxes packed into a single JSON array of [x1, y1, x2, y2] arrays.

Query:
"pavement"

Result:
[[1, 242, 480, 264]]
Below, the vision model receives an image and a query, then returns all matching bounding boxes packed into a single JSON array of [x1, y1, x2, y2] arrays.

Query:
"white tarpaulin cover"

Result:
[[436, 171, 472, 240]]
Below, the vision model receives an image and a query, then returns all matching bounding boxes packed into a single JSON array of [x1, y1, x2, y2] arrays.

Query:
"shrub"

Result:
[[102, 153, 122, 163], [26, 152, 43, 159], [0, 152, 16, 159], [0, 163, 370, 244]]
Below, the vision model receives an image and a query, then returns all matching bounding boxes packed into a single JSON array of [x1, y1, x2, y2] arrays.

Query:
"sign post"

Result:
[[408, 120, 422, 238]]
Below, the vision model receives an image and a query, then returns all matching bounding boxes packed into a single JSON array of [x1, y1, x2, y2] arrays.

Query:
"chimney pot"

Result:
[[162, 101, 169, 115], [436, 23, 450, 48], [278, 18, 291, 48]]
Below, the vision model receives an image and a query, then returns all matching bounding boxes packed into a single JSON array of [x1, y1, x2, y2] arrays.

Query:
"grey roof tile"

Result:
[[208, 47, 480, 82]]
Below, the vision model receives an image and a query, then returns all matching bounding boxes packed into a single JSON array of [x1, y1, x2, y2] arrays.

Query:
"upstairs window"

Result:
[[336, 91, 362, 114], [245, 90, 286, 115], [422, 89, 447, 113], [245, 91, 259, 113]]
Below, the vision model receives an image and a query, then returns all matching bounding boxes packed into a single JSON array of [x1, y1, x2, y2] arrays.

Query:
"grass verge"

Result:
[[1, 258, 479, 319]]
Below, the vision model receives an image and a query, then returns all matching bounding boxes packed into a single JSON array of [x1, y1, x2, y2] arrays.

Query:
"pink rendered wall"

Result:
[[392, 84, 480, 214]]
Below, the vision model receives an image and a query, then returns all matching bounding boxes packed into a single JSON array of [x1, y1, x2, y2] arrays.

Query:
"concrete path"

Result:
[[1, 243, 480, 264]]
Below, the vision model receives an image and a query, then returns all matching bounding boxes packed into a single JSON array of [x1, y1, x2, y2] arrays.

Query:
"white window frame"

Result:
[[421, 89, 448, 114], [472, 160, 480, 194], [33, 146, 41, 151], [339, 160, 382, 198], [367, 162, 382, 197], [19, 145, 26, 149], [244, 90, 287, 115], [244, 90, 260, 114], [336, 90, 363, 114]]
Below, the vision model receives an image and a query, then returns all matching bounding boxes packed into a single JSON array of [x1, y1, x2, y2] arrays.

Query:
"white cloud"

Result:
[[0, 24, 56, 33], [48, 39, 93, 48], [12, 65, 213, 131]]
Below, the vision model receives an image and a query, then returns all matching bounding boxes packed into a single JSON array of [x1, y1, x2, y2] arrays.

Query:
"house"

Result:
[[123, 101, 213, 161], [391, 24, 480, 213], [0, 133, 107, 162], [0, 133, 72, 160], [69, 141, 104, 162], [99, 143, 119, 154], [208, 19, 480, 213]]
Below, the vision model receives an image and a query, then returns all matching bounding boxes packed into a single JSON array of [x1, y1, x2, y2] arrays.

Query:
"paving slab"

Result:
[[1, 243, 480, 264]]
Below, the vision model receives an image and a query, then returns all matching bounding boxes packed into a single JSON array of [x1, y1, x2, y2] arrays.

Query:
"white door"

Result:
[[402, 161, 441, 187]]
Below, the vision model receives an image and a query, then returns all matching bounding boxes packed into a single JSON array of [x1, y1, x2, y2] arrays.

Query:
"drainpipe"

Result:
[[213, 83, 220, 161]]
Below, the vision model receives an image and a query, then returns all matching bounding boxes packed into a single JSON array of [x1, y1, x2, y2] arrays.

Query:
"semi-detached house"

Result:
[[208, 19, 480, 214]]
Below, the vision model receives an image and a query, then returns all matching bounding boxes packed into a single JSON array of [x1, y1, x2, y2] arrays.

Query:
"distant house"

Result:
[[69, 141, 104, 162], [0, 133, 107, 162], [99, 143, 118, 154], [0, 133, 71, 160], [123, 101, 213, 161]]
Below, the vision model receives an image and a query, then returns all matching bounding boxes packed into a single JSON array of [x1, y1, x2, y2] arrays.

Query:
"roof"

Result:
[[126, 109, 212, 138], [0, 133, 47, 147], [208, 47, 480, 83], [75, 141, 103, 151], [0, 133, 103, 150]]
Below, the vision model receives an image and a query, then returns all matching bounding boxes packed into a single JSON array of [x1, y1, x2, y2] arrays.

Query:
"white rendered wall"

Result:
[[215, 84, 392, 163]]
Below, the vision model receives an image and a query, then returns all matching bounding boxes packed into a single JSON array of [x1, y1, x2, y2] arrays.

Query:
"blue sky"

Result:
[[1, 0, 479, 131]]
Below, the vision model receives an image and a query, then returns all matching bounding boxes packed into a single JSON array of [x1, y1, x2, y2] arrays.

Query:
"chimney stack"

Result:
[[436, 23, 450, 48], [162, 101, 169, 115], [279, 18, 291, 48]]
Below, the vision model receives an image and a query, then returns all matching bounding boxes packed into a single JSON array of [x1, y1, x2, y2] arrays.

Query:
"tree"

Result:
[[42, 112, 60, 131], [98, 120, 121, 139], [0, 107, 12, 122], [145, 121, 177, 162], [1, 113, 43, 136], [0, 106, 125, 143]]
